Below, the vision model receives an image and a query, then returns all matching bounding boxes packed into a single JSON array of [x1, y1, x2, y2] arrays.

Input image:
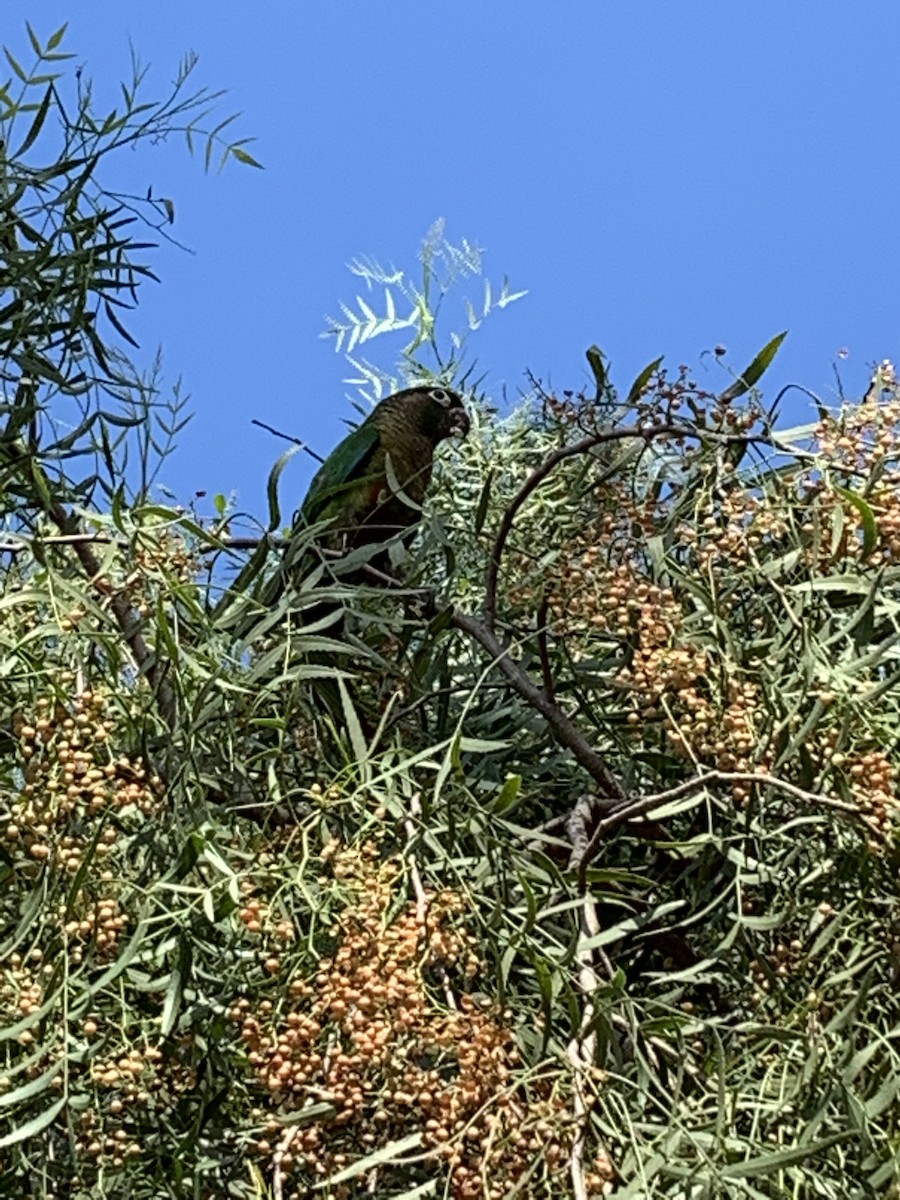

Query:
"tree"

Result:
[[2, 28, 900, 1200]]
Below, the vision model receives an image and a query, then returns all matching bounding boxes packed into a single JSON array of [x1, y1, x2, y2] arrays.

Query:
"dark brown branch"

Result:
[[64, 525, 177, 729], [250, 418, 325, 463], [450, 608, 625, 804]]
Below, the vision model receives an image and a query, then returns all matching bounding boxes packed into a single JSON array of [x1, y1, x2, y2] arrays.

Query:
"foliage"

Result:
[[2, 26, 900, 1200], [321, 216, 526, 400]]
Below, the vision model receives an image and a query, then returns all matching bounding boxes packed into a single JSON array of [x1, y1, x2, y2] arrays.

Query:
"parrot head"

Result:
[[397, 384, 470, 445]]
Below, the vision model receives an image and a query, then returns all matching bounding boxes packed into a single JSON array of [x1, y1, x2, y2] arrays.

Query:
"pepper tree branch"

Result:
[[449, 609, 626, 805], [484, 420, 768, 633]]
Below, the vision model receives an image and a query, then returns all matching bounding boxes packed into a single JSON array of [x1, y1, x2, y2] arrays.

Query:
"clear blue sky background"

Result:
[[5, 4, 900, 519]]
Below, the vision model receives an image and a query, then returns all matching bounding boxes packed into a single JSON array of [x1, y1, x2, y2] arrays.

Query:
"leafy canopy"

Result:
[[1, 23, 900, 1200]]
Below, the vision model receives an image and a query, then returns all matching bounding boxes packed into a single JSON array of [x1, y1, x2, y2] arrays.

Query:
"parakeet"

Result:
[[267, 384, 470, 613], [300, 384, 469, 551]]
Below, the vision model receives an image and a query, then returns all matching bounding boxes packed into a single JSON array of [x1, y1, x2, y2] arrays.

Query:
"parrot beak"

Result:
[[448, 405, 471, 439]]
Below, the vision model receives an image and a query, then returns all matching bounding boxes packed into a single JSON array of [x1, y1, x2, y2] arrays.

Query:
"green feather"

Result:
[[299, 416, 381, 526]]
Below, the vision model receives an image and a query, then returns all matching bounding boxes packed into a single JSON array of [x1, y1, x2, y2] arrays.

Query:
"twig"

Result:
[[271, 1126, 300, 1200], [747, 544, 803, 631], [405, 792, 429, 926], [0, 531, 285, 555], [536, 593, 556, 705], [638, 769, 859, 817], [450, 609, 626, 804], [1, 532, 129, 549], [566, 797, 615, 979], [405, 792, 456, 1010], [566, 883, 607, 1200], [251, 418, 325, 463]]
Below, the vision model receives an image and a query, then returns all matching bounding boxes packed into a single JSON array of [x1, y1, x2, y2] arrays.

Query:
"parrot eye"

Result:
[[430, 388, 453, 408]]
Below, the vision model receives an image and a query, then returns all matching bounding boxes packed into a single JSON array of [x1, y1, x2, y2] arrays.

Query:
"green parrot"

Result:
[[300, 384, 469, 550], [262, 384, 470, 617]]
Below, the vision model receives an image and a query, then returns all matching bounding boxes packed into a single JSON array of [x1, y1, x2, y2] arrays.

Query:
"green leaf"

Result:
[[47, 24, 68, 51], [721, 1133, 850, 1178], [321, 1132, 424, 1185], [833, 483, 878, 558], [586, 344, 609, 396], [458, 737, 509, 753], [279, 1101, 338, 1127], [338, 677, 369, 769], [161, 955, 185, 1037], [626, 356, 664, 405], [0, 1057, 63, 1107], [0, 1096, 66, 1148], [266, 444, 302, 532], [489, 774, 522, 815], [13, 83, 52, 157], [25, 22, 43, 59], [386, 1182, 437, 1200], [718, 331, 787, 402], [3, 48, 29, 83], [230, 145, 263, 169], [473, 469, 493, 535], [104, 298, 140, 348]]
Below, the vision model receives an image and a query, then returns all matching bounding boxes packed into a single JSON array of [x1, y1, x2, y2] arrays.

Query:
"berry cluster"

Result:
[[6, 690, 164, 872], [231, 841, 607, 1197]]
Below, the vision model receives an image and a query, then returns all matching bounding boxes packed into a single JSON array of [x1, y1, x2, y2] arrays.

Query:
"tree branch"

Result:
[[536, 593, 556, 705], [449, 608, 626, 804], [3, 445, 178, 728]]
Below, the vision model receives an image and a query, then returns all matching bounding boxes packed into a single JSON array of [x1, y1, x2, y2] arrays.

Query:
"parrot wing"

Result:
[[299, 417, 382, 527]]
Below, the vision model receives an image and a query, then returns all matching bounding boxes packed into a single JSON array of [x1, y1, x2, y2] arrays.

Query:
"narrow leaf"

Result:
[[321, 1132, 424, 1185], [47, 24, 68, 51], [626, 356, 664, 405], [0, 1096, 66, 1148], [586, 344, 609, 396], [718, 331, 787, 403], [231, 145, 263, 168], [13, 83, 52, 157], [833, 483, 878, 558]]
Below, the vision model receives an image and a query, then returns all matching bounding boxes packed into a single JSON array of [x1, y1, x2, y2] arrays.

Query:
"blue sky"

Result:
[[5, 4, 900, 520]]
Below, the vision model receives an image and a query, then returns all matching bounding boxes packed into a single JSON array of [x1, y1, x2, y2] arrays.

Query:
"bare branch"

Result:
[[250, 418, 326, 463], [0, 532, 284, 556], [566, 888, 605, 1200]]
